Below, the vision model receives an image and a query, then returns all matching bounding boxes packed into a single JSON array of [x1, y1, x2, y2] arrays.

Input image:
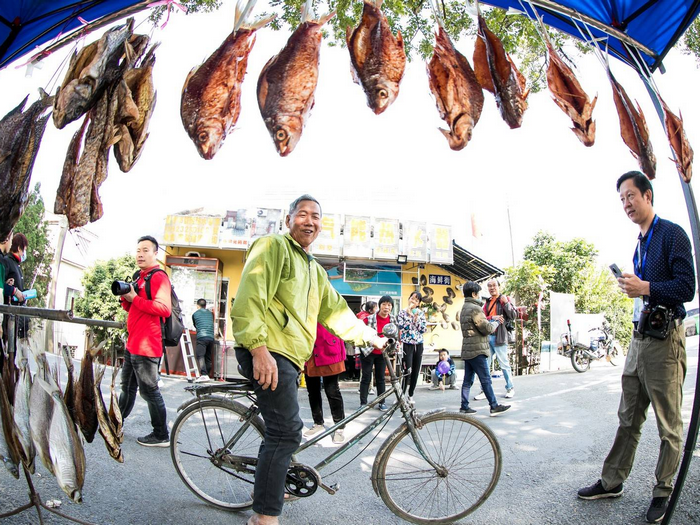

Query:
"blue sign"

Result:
[[323, 264, 402, 297]]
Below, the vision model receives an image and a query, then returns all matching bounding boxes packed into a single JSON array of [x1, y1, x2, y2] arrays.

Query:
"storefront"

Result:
[[161, 208, 503, 378]]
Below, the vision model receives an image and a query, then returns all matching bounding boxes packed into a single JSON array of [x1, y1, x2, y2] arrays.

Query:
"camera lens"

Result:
[[111, 280, 132, 296], [649, 311, 663, 329]]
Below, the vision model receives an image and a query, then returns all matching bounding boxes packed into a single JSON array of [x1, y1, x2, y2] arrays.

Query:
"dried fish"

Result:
[[109, 365, 123, 444], [661, 98, 693, 183], [29, 352, 54, 475], [13, 349, 35, 474], [53, 19, 133, 129], [61, 346, 78, 428], [545, 40, 596, 147], [427, 27, 484, 150], [257, 0, 334, 156], [94, 366, 123, 463], [609, 71, 656, 179], [346, 0, 406, 115], [0, 373, 20, 479], [0, 91, 53, 241], [473, 11, 528, 129], [74, 349, 98, 443]]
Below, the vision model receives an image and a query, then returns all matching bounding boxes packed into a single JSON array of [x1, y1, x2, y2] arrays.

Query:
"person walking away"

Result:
[[360, 295, 395, 411], [578, 171, 695, 524], [118, 235, 172, 447], [356, 301, 377, 394], [2, 233, 31, 340], [475, 279, 516, 400], [397, 291, 427, 404], [231, 195, 385, 525], [303, 323, 348, 443], [459, 281, 510, 416], [192, 298, 216, 382], [430, 349, 456, 390]]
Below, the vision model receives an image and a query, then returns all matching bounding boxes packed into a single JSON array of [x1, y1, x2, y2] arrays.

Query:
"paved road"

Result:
[[1, 339, 699, 525]]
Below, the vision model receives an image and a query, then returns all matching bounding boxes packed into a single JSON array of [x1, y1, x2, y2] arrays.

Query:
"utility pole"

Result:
[[506, 200, 516, 266]]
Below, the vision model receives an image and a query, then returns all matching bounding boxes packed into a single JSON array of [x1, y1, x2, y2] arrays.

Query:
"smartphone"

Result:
[[609, 263, 623, 279]]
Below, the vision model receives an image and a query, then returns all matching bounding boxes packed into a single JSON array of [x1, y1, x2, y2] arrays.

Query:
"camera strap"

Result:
[[633, 215, 659, 281]]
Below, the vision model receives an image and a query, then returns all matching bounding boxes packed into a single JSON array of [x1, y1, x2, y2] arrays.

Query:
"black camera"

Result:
[[111, 279, 138, 296], [639, 304, 673, 340]]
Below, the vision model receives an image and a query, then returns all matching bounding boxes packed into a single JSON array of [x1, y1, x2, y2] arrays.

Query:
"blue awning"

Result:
[[1, 1, 700, 71]]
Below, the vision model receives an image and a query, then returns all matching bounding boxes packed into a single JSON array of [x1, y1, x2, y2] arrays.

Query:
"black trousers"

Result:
[[118, 350, 168, 439], [305, 374, 345, 428], [401, 343, 424, 397], [195, 336, 215, 375], [360, 352, 386, 405]]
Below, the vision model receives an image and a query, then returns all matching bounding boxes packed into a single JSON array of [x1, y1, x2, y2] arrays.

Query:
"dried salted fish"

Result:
[[609, 71, 656, 179], [473, 12, 528, 129], [13, 351, 35, 474], [661, 98, 693, 183], [94, 366, 123, 463], [257, 0, 334, 156], [74, 349, 98, 443], [28, 352, 54, 475], [108, 365, 123, 444], [61, 346, 78, 428], [346, 0, 406, 115], [0, 373, 20, 479], [545, 40, 596, 147], [427, 27, 484, 150]]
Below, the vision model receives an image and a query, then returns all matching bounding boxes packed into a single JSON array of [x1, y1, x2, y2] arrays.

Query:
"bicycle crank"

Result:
[[285, 464, 319, 498]]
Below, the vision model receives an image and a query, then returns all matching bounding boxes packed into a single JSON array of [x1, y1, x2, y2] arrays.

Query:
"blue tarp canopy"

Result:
[[1, 0, 700, 70]]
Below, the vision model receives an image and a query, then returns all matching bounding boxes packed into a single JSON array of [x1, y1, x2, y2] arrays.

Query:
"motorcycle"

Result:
[[558, 319, 623, 373]]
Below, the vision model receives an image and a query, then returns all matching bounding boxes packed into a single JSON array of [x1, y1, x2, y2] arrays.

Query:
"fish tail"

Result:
[[317, 10, 336, 26], [249, 14, 276, 31], [235, 0, 258, 32], [301, 0, 313, 23]]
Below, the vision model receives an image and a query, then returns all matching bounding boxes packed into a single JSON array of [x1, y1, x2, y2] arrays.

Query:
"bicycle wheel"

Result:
[[374, 412, 501, 524], [606, 343, 622, 366], [571, 349, 591, 372], [171, 398, 265, 511]]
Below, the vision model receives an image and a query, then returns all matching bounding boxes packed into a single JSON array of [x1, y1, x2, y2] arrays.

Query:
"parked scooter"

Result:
[[558, 319, 623, 373]]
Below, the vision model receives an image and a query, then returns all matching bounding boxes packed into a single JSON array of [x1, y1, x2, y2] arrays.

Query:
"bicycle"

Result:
[[169, 324, 502, 524]]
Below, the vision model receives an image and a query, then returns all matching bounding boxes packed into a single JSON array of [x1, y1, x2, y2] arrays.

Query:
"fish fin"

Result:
[[1, 95, 29, 123], [36, 374, 60, 398], [301, 0, 314, 23], [373, 0, 384, 9], [317, 10, 336, 26], [234, 0, 258, 32], [182, 66, 200, 95], [249, 14, 276, 31]]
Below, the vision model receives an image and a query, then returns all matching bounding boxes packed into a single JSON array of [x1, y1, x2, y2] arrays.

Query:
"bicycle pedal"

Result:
[[320, 482, 339, 495]]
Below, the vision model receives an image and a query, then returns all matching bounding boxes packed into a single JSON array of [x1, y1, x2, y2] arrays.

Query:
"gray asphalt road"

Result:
[[1, 339, 699, 525]]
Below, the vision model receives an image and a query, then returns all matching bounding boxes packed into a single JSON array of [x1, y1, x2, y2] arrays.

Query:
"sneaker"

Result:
[[377, 403, 388, 411], [303, 424, 325, 438], [157, 378, 164, 388], [460, 407, 477, 414], [332, 429, 345, 444], [195, 374, 211, 383], [577, 480, 624, 500], [369, 388, 376, 395], [505, 388, 515, 399], [489, 404, 511, 416], [408, 396, 415, 405], [474, 391, 486, 401], [646, 497, 668, 523], [137, 432, 169, 447], [357, 389, 362, 394]]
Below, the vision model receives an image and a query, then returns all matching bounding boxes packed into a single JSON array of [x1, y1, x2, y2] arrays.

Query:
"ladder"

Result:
[[180, 330, 200, 382]]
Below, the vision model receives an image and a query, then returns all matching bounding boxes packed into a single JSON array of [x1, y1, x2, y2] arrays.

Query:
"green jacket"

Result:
[[231, 233, 378, 369]]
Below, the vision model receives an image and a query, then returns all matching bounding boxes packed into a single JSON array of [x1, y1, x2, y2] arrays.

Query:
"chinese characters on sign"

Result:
[[163, 215, 220, 247], [373, 218, 400, 260], [429, 224, 453, 264], [343, 215, 372, 258], [404, 221, 428, 262], [428, 275, 452, 286], [312, 214, 342, 256]]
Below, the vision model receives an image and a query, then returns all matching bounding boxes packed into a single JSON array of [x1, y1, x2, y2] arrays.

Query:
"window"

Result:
[[65, 288, 80, 310]]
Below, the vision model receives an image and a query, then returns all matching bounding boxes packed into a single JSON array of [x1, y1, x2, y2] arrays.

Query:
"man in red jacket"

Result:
[[118, 235, 172, 447]]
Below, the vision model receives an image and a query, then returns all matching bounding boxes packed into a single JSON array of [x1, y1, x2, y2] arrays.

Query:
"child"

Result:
[[430, 349, 456, 390]]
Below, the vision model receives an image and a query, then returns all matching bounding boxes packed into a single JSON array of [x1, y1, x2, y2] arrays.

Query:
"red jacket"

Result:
[[121, 266, 172, 357]]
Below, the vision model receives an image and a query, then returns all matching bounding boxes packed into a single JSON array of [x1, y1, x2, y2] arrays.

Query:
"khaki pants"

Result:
[[601, 323, 686, 497]]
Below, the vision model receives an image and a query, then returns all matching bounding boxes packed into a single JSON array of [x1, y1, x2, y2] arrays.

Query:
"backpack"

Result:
[[134, 268, 185, 347]]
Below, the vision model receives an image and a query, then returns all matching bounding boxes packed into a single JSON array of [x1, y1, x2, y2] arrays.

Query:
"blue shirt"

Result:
[[634, 216, 695, 319]]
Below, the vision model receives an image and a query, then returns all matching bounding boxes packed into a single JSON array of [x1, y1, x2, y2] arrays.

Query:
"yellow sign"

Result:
[[163, 215, 221, 247]]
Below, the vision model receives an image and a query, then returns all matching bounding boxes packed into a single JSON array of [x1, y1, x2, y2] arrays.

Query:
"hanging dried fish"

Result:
[[473, 10, 528, 129], [609, 71, 656, 179], [661, 98, 693, 183], [94, 366, 123, 463], [427, 26, 484, 150], [346, 0, 406, 115], [13, 347, 35, 474], [28, 352, 54, 476], [257, 0, 334, 156], [545, 40, 596, 147], [0, 373, 21, 479], [108, 365, 123, 444], [74, 349, 98, 443]]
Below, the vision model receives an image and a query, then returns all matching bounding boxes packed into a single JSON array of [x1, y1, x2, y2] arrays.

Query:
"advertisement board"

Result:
[[373, 217, 400, 260], [429, 224, 454, 264], [312, 213, 342, 256], [343, 215, 372, 258], [219, 209, 251, 249], [163, 215, 221, 247], [404, 221, 428, 262]]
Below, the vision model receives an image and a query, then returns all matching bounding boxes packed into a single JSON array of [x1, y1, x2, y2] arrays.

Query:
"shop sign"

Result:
[[323, 263, 402, 297], [251, 208, 283, 241], [429, 224, 453, 264], [312, 213, 342, 256], [428, 274, 451, 286], [164, 215, 220, 247], [220, 209, 251, 249], [373, 218, 400, 260], [404, 221, 428, 262], [343, 215, 372, 258]]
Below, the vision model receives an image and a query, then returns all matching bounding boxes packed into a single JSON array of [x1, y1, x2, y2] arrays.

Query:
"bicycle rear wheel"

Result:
[[374, 412, 501, 524], [170, 398, 264, 510]]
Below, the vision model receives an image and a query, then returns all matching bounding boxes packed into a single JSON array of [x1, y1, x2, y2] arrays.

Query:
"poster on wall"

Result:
[[219, 209, 251, 249], [429, 224, 453, 264], [251, 208, 283, 241], [404, 221, 428, 262], [312, 213, 342, 256], [171, 267, 218, 331], [343, 215, 372, 258], [373, 218, 400, 260], [322, 263, 401, 296], [163, 215, 221, 247]]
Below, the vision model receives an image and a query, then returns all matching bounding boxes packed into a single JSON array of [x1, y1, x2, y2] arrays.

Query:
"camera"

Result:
[[111, 279, 138, 296], [638, 304, 673, 340]]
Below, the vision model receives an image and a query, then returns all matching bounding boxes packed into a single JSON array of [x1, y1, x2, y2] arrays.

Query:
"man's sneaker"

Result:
[[195, 374, 211, 383], [408, 396, 415, 405], [137, 433, 169, 447], [303, 424, 325, 438], [377, 403, 388, 411], [357, 389, 361, 394], [489, 404, 511, 416], [332, 429, 345, 444], [646, 496, 668, 523], [577, 480, 624, 500], [474, 391, 486, 401], [369, 388, 376, 395], [505, 388, 515, 399], [460, 407, 477, 414]]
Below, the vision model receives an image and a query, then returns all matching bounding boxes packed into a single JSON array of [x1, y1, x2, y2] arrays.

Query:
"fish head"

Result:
[[54, 80, 95, 129], [366, 81, 400, 115], [266, 115, 303, 157], [192, 123, 226, 160], [440, 114, 476, 151], [70, 489, 83, 504]]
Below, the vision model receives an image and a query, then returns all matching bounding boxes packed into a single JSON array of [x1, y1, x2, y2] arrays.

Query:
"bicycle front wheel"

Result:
[[374, 412, 501, 524], [170, 398, 264, 511]]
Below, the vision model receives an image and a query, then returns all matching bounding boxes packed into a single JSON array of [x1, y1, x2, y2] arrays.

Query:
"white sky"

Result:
[[1, 3, 698, 275]]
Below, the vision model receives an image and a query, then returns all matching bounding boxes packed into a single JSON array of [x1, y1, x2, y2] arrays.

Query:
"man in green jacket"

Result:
[[232, 195, 386, 525]]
